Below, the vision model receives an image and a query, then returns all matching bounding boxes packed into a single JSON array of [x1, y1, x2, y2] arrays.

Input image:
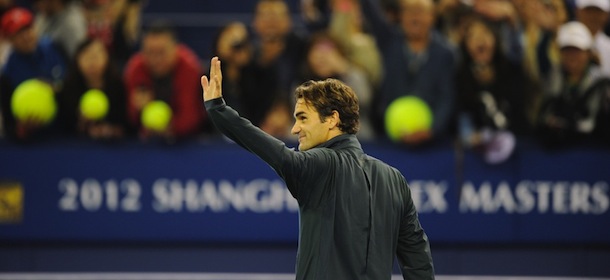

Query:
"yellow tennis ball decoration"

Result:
[[385, 95, 433, 141], [11, 79, 57, 124], [141, 100, 173, 132], [80, 89, 109, 121]]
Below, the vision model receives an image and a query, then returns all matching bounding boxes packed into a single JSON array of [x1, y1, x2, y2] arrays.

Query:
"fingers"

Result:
[[201, 75, 209, 92], [216, 58, 222, 81], [210, 56, 218, 81], [201, 57, 222, 101]]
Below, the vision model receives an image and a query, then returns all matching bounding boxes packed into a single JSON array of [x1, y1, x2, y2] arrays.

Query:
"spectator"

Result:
[[329, 0, 383, 87], [435, 0, 478, 48], [456, 18, 532, 163], [58, 38, 128, 140], [83, 0, 144, 70], [512, 0, 567, 124], [471, 0, 523, 64], [212, 21, 251, 116], [300, 0, 331, 32], [31, 0, 87, 57], [360, 0, 456, 146], [513, 0, 567, 81], [537, 21, 610, 147], [234, 0, 305, 138], [212, 21, 292, 139], [574, 0, 610, 77], [0, 7, 66, 141], [298, 31, 376, 140], [124, 21, 205, 141], [251, 0, 307, 96]]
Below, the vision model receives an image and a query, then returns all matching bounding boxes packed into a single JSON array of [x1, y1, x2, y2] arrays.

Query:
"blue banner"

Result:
[[0, 139, 609, 244]]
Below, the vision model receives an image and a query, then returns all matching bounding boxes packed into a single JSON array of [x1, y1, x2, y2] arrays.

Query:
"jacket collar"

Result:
[[317, 134, 362, 151]]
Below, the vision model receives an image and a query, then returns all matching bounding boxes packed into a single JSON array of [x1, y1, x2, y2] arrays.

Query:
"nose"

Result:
[[291, 122, 300, 135]]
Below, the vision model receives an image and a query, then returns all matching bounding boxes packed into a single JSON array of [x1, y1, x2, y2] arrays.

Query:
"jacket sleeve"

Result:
[[204, 97, 329, 201], [396, 177, 435, 280]]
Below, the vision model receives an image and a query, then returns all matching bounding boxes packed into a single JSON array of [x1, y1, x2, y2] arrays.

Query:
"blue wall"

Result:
[[1, 138, 609, 277]]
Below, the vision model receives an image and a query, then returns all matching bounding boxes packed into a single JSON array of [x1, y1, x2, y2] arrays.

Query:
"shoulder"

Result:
[[40, 38, 64, 57], [595, 32, 610, 45], [430, 32, 456, 58], [587, 67, 610, 91], [364, 154, 404, 178], [3, 51, 18, 68], [124, 53, 146, 76], [301, 147, 337, 163], [38, 37, 58, 51]]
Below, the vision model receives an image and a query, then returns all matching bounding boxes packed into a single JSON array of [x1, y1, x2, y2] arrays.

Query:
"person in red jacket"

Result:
[[124, 21, 205, 140]]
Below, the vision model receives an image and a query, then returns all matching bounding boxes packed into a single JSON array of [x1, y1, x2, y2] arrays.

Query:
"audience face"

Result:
[[216, 22, 251, 68], [576, 6, 609, 34], [142, 33, 178, 77], [77, 39, 109, 82], [307, 38, 344, 78], [560, 47, 590, 77], [253, 0, 291, 41], [9, 25, 37, 54], [464, 21, 496, 64], [399, 0, 435, 41]]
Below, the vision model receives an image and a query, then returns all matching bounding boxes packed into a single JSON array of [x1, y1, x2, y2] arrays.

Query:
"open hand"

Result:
[[201, 56, 223, 101]]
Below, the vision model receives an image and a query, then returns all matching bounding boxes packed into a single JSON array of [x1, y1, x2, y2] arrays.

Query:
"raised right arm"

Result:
[[202, 57, 328, 201]]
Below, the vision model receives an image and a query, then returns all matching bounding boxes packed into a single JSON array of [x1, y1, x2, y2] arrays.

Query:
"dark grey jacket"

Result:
[[205, 98, 435, 280]]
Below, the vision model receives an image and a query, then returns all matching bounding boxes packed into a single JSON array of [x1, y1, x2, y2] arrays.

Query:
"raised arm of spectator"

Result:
[[358, 0, 396, 47], [329, 0, 383, 86]]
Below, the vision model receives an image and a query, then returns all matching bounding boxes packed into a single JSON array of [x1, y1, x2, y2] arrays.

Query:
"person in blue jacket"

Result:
[[360, 0, 456, 146], [0, 7, 66, 141], [202, 56, 434, 280]]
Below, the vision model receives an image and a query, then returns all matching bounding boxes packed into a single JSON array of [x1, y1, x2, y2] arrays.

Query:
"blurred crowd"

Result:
[[0, 0, 609, 161]]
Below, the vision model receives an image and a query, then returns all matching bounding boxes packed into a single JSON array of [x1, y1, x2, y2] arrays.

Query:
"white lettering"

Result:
[[494, 182, 516, 213], [514, 181, 535, 213], [552, 182, 569, 214], [570, 182, 590, 213], [459, 180, 609, 215], [591, 182, 609, 214], [536, 182, 552, 213], [152, 178, 298, 213], [409, 181, 448, 213], [58, 178, 142, 212]]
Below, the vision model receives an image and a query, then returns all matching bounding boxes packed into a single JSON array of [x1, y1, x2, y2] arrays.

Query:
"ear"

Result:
[[326, 110, 340, 130]]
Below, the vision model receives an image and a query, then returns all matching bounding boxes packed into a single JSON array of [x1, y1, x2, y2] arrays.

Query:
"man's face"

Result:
[[560, 47, 590, 76], [10, 26, 37, 54], [291, 98, 332, 151], [399, 0, 435, 40], [253, 1, 291, 41], [142, 33, 178, 77]]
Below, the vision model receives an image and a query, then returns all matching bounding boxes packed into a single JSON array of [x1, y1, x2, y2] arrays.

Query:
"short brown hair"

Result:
[[294, 79, 360, 134]]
